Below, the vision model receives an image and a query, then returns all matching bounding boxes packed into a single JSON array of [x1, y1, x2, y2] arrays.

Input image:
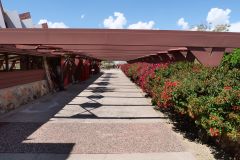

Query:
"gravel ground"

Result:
[[165, 123, 216, 160], [0, 122, 184, 154], [0, 69, 219, 160]]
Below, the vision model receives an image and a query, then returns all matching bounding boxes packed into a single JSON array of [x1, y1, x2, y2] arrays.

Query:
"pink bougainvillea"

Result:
[[157, 81, 179, 108], [121, 62, 168, 94]]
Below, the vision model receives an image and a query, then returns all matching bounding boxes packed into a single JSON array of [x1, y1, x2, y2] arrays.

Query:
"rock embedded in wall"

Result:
[[0, 80, 49, 114]]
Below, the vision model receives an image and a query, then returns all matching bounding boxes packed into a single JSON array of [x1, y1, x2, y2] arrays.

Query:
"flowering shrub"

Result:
[[121, 50, 240, 142], [157, 81, 179, 108], [121, 62, 168, 93]]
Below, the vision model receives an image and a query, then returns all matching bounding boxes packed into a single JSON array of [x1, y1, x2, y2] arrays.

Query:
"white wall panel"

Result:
[[21, 18, 33, 28]]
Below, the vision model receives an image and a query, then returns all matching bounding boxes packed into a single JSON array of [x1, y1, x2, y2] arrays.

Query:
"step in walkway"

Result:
[[0, 69, 214, 160]]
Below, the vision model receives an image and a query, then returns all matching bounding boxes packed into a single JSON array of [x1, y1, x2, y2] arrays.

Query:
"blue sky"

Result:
[[2, 0, 240, 31]]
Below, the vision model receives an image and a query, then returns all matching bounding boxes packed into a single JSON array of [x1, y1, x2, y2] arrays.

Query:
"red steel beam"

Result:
[[72, 50, 166, 55], [45, 45, 174, 51], [0, 29, 240, 48], [16, 44, 182, 53], [15, 44, 186, 60]]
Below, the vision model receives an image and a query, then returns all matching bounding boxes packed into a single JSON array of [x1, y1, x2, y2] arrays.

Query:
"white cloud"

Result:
[[190, 26, 198, 31], [177, 18, 189, 30], [103, 12, 127, 29], [207, 8, 240, 32], [81, 14, 85, 19], [207, 8, 231, 26], [128, 21, 155, 29], [177, 7, 240, 32], [38, 19, 68, 28], [229, 22, 240, 32], [103, 12, 157, 30]]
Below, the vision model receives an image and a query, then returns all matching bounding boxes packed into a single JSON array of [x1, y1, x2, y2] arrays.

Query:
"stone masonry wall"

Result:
[[0, 80, 49, 114]]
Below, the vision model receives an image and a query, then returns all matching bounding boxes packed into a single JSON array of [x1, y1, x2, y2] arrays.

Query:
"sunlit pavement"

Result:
[[0, 69, 196, 160]]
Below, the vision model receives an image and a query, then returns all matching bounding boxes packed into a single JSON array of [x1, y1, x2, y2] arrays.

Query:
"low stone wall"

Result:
[[0, 80, 49, 114]]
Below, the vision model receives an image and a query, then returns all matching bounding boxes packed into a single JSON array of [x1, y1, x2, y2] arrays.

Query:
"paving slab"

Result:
[[0, 69, 196, 160]]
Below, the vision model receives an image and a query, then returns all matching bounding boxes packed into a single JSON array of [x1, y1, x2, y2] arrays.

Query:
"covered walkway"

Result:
[[0, 69, 214, 160]]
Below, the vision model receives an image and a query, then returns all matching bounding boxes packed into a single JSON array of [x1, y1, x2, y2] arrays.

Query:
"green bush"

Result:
[[222, 48, 240, 69], [151, 61, 240, 140]]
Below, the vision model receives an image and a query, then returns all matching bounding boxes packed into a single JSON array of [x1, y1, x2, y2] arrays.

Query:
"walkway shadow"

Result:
[[56, 73, 168, 120], [66, 115, 168, 120], [87, 94, 104, 99], [101, 76, 118, 78], [0, 72, 104, 159], [56, 99, 168, 119], [77, 96, 146, 98], [100, 78, 110, 82], [88, 86, 115, 93], [0, 122, 74, 155], [94, 82, 110, 86]]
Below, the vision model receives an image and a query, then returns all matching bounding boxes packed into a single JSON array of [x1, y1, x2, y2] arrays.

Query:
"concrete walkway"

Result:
[[0, 69, 200, 160]]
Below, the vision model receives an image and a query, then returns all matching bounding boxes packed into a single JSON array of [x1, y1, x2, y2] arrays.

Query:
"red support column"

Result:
[[83, 59, 90, 80], [4, 54, 8, 71], [61, 56, 69, 86], [74, 57, 80, 83], [185, 51, 196, 62], [79, 59, 85, 81]]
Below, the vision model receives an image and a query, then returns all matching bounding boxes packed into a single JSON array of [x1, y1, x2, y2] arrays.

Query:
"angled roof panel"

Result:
[[0, 1, 5, 28], [4, 10, 22, 28]]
